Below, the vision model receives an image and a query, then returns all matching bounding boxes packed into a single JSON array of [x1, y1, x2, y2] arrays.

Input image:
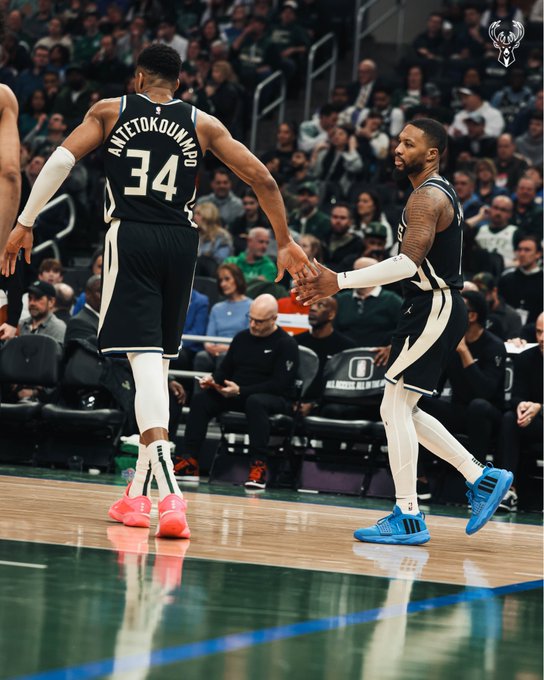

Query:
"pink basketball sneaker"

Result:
[[108, 483, 152, 528], [156, 494, 191, 539]]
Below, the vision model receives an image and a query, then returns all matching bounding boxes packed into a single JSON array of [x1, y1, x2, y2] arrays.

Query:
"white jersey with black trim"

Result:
[[103, 93, 203, 227], [398, 175, 464, 294]]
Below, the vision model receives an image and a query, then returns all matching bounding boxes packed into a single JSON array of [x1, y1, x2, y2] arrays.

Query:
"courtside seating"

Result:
[[208, 345, 319, 486], [0, 335, 63, 462], [299, 347, 387, 495], [39, 347, 126, 469]]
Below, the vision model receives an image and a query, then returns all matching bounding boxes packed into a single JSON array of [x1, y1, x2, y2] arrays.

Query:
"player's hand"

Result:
[[294, 259, 339, 305], [374, 345, 391, 367], [276, 240, 318, 283], [1, 224, 33, 276]]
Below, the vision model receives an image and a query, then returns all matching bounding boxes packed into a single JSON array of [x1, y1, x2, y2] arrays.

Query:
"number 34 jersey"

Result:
[[103, 94, 203, 227]]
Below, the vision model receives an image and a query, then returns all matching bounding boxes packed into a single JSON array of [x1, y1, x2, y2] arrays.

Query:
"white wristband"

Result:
[[18, 146, 76, 227], [337, 254, 418, 289]]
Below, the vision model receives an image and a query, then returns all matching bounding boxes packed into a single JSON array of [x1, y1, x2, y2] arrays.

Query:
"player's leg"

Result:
[[129, 351, 190, 539], [354, 378, 430, 545], [412, 403, 513, 534]]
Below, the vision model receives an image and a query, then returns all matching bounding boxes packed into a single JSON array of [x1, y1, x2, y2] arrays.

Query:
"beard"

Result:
[[392, 158, 425, 181]]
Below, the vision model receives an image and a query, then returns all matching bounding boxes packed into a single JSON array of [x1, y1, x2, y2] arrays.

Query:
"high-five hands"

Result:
[[294, 259, 340, 305], [275, 241, 319, 283]]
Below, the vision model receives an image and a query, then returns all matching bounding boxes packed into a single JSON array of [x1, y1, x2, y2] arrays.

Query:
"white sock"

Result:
[[147, 439, 182, 500], [412, 407, 485, 484], [128, 442, 152, 498], [380, 379, 421, 515]]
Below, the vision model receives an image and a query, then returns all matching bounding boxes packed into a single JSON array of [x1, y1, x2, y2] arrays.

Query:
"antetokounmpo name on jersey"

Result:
[[107, 117, 198, 166]]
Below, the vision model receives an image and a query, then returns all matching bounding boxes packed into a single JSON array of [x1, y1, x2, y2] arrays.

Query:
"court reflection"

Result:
[[106, 526, 190, 679]]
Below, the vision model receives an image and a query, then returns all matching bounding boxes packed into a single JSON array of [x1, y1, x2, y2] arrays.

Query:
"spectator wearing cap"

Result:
[[73, 9, 103, 65], [450, 112, 497, 162], [287, 181, 330, 242], [309, 124, 363, 204], [515, 114, 543, 167], [268, 2, 310, 86], [453, 170, 483, 220], [231, 14, 277, 90], [499, 236, 543, 326], [474, 195, 518, 268], [196, 167, 244, 228], [19, 280, 66, 345], [322, 203, 363, 272], [361, 222, 388, 260], [157, 16, 188, 61], [490, 69, 534, 131], [449, 86, 504, 139], [52, 63, 93, 131], [298, 103, 339, 154], [420, 290, 506, 466], [494, 133, 529, 192], [512, 177, 543, 239], [334, 256, 402, 346], [472, 271, 522, 341]]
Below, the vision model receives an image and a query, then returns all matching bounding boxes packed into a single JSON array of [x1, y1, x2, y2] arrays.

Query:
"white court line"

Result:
[[0, 560, 47, 569]]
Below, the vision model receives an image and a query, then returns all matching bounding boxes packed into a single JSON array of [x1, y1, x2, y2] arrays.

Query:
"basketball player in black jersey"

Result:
[[296, 119, 513, 544], [1, 44, 314, 539]]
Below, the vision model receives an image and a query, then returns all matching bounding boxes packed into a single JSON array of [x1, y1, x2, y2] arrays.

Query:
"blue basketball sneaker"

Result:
[[354, 506, 430, 545], [465, 464, 514, 535]]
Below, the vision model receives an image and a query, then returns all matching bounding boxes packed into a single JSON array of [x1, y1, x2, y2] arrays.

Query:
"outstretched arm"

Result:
[[295, 185, 450, 305], [0, 86, 21, 253], [197, 113, 317, 281], [1, 100, 110, 276]]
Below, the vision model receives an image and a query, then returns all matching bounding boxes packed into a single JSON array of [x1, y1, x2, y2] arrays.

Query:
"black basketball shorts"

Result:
[[385, 288, 468, 396], [98, 219, 199, 359]]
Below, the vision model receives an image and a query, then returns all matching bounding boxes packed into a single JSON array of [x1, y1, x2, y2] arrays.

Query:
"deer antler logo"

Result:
[[488, 20, 525, 68]]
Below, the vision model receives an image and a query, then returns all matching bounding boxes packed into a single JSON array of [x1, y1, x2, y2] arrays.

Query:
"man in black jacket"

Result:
[[64, 274, 101, 346], [496, 312, 543, 511], [175, 294, 299, 490], [421, 290, 506, 463]]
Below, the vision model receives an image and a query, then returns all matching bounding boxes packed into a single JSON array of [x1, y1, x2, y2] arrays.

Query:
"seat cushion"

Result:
[[0, 402, 42, 421], [304, 416, 377, 439], [41, 404, 125, 427]]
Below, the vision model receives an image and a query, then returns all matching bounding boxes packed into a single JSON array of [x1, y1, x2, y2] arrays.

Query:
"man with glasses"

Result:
[[175, 294, 299, 490]]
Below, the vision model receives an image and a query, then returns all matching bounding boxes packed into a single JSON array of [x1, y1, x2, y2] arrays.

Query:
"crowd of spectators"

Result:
[[0, 0, 542, 503]]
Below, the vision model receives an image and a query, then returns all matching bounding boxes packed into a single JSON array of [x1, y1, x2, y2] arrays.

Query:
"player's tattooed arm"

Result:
[[401, 185, 453, 267]]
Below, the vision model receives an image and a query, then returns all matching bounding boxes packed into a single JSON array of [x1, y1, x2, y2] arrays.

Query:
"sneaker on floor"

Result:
[[108, 483, 152, 528], [465, 463, 514, 535], [174, 456, 200, 483], [497, 488, 518, 513], [244, 460, 268, 490], [156, 494, 191, 539], [354, 506, 431, 545], [416, 478, 432, 501]]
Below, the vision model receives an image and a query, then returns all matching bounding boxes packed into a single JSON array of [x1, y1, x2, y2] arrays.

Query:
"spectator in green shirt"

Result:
[[225, 226, 277, 282]]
